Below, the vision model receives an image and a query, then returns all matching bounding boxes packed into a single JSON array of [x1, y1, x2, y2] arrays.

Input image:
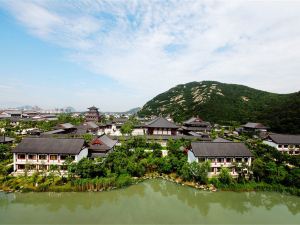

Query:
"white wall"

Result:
[[263, 141, 278, 149], [187, 150, 198, 163], [76, 148, 88, 162]]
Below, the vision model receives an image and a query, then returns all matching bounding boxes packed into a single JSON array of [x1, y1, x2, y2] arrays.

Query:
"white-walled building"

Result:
[[263, 134, 300, 155], [188, 142, 253, 177], [12, 138, 88, 175]]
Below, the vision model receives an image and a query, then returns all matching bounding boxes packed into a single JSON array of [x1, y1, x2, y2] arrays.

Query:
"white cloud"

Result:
[[1, 0, 300, 110]]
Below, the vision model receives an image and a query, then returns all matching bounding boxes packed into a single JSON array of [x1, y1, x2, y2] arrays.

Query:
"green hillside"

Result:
[[138, 81, 300, 134]]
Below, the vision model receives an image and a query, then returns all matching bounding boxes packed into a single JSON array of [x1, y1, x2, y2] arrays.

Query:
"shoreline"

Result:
[[1, 173, 299, 196]]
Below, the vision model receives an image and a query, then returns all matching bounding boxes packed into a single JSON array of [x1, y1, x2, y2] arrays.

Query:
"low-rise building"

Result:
[[88, 135, 118, 158], [144, 117, 178, 135], [188, 142, 253, 177], [263, 134, 300, 155], [180, 117, 212, 135], [12, 137, 88, 175], [242, 122, 268, 133]]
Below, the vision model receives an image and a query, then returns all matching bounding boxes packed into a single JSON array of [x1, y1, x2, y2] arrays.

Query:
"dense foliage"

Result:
[[0, 134, 299, 195], [248, 140, 300, 188], [138, 81, 300, 133]]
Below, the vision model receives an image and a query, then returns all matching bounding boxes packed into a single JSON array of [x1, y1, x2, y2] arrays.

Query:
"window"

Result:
[[60, 165, 68, 171], [226, 158, 232, 162], [244, 158, 248, 162], [217, 158, 224, 163], [236, 158, 242, 162], [18, 154, 26, 160], [295, 151, 299, 155], [278, 145, 282, 148], [17, 164, 25, 170], [198, 157, 205, 162], [60, 155, 68, 160], [69, 155, 75, 160], [50, 155, 58, 160], [289, 145, 295, 149], [28, 165, 37, 170], [210, 167, 215, 172], [284, 145, 288, 148], [38, 165, 47, 170], [295, 145, 300, 149], [28, 154, 37, 160], [39, 154, 47, 160]]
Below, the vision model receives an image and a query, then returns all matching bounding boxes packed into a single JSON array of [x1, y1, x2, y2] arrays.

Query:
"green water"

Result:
[[0, 180, 299, 224]]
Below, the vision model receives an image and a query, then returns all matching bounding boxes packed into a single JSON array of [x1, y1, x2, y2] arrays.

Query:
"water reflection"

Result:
[[0, 179, 299, 217], [148, 179, 300, 216]]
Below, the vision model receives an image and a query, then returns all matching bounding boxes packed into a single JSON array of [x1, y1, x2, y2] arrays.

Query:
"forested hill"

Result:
[[138, 81, 300, 134]]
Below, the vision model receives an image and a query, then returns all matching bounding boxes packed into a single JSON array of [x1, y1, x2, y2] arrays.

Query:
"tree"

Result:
[[252, 158, 266, 182], [0, 144, 12, 162], [82, 133, 93, 143], [180, 161, 210, 183], [120, 121, 134, 136], [218, 167, 233, 185]]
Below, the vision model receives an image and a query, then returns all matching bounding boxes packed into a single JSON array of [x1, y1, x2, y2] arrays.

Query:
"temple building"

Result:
[[179, 117, 212, 136], [144, 117, 178, 135], [88, 135, 118, 158], [242, 122, 268, 133], [85, 106, 101, 122]]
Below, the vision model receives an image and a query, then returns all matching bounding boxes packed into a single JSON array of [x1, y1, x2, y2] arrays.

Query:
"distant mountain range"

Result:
[[138, 81, 300, 134], [104, 107, 141, 115]]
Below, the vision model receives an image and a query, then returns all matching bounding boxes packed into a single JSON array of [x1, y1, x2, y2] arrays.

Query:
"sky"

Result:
[[0, 0, 300, 112]]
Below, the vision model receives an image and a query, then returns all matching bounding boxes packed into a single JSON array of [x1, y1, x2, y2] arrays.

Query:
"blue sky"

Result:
[[0, 0, 300, 111]]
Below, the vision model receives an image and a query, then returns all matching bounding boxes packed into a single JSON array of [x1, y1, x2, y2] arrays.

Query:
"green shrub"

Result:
[[116, 174, 132, 188]]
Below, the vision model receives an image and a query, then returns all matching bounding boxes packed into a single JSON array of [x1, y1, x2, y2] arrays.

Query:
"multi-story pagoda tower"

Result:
[[85, 106, 101, 122]]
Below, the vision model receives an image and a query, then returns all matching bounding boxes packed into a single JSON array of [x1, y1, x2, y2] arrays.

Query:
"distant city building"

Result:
[[85, 106, 101, 122], [263, 134, 300, 155]]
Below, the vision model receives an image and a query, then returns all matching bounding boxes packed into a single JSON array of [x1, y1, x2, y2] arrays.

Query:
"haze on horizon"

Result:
[[0, 0, 300, 112]]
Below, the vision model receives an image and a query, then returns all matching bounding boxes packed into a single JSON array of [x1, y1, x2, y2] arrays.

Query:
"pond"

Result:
[[0, 179, 299, 224]]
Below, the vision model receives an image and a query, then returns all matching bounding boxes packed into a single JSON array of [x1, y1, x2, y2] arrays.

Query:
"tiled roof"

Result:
[[243, 122, 268, 129], [86, 121, 99, 129], [269, 134, 300, 144], [89, 135, 118, 152], [191, 142, 253, 157], [145, 117, 178, 128], [58, 123, 74, 129], [12, 138, 85, 154]]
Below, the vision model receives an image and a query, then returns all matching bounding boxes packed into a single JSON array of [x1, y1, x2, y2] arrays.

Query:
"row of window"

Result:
[[210, 167, 235, 173], [17, 154, 75, 161], [17, 164, 68, 170], [278, 145, 300, 149], [198, 157, 249, 163]]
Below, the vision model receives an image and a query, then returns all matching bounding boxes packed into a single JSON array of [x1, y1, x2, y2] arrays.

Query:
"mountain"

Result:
[[138, 81, 300, 134], [125, 107, 141, 114]]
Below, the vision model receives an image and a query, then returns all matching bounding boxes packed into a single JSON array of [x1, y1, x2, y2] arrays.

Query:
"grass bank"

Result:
[[1, 174, 299, 197]]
